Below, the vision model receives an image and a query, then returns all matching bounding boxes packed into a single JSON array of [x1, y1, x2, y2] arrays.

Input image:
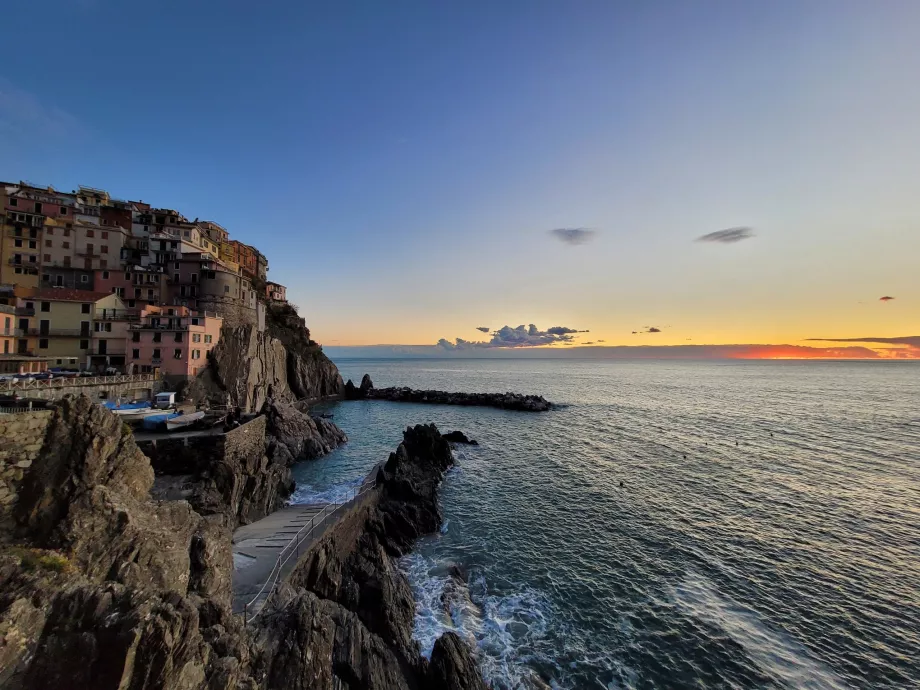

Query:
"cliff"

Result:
[[0, 400, 485, 690], [191, 302, 343, 414]]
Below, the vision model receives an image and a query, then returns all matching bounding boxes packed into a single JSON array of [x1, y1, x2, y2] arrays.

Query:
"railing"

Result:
[[7, 258, 39, 266], [16, 308, 35, 316], [242, 474, 380, 625], [0, 405, 52, 415], [95, 311, 141, 321], [0, 373, 157, 392], [27, 328, 90, 337]]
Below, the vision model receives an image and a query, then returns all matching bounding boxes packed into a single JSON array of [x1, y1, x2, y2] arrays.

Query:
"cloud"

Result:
[[550, 228, 596, 245], [597, 339, 605, 343], [806, 335, 920, 348], [879, 296, 895, 302], [437, 323, 589, 349], [647, 327, 661, 333], [475, 326, 490, 333], [696, 227, 755, 244]]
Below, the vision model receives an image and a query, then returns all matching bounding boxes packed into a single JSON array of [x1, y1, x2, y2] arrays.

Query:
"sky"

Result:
[[1, 0, 917, 359]]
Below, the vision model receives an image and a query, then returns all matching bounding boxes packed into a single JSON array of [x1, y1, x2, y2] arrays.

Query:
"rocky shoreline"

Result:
[[345, 374, 553, 412], [0, 399, 485, 689]]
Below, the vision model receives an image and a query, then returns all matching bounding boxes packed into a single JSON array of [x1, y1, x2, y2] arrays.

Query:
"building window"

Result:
[[132, 332, 140, 342], [147, 289, 154, 300], [9, 198, 16, 207], [152, 348, 161, 359], [132, 348, 140, 359], [101, 245, 108, 254], [29, 241, 36, 249], [192, 333, 201, 343], [173, 349, 182, 359], [191, 318, 200, 325], [175, 262, 180, 269], [134, 288, 141, 298], [81, 303, 90, 314], [86, 229, 94, 238], [153, 333, 161, 343], [60, 206, 67, 214], [39, 339, 48, 349], [174, 273, 180, 283], [80, 339, 89, 350], [45, 239, 52, 247], [44, 254, 51, 262], [35, 202, 42, 213], [46, 227, 53, 235], [175, 332, 183, 343], [62, 241, 70, 249], [124, 272, 131, 281], [102, 270, 109, 279], [64, 227, 71, 236], [81, 275, 89, 283], [41, 302, 50, 312], [86, 243, 94, 254], [224, 285, 230, 293], [192, 349, 201, 360], [100, 259, 107, 268], [14, 240, 22, 248], [101, 231, 108, 239], [204, 334, 213, 344]]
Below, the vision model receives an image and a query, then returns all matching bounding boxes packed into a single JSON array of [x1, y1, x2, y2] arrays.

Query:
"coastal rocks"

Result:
[[343, 374, 374, 401], [443, 430, 479, 445], [346, 376, 552, 411], [265, 424, 485, 690], [198, 304, 344, 415], [265, 303, 345, 401], [262, 400, 348, 463]]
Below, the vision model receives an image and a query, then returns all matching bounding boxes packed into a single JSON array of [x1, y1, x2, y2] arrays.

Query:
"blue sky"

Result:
[[2, 1, 917, 355]]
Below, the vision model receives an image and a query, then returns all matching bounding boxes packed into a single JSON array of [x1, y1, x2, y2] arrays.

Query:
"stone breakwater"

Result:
[[0, 397, 485, 690], [345, 374, 553, 412]]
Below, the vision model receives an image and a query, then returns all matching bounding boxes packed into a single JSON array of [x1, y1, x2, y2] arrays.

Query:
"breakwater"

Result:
[[344, 374, 552, 411]]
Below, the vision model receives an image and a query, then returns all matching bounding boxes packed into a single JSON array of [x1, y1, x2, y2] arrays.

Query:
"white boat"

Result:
[[165, 410, 206, 431], [119, 408, 169, 423]]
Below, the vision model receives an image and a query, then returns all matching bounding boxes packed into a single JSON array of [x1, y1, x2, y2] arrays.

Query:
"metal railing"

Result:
[[242, 475, 379, 625], [0, 405, 52, 415], [0, 373, 157, 392]]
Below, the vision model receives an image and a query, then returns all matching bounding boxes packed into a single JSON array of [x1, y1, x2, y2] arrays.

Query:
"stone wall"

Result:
[[197, 295, 257, 329], [0, 379, 161, 402], [0, 411, 53, 531]]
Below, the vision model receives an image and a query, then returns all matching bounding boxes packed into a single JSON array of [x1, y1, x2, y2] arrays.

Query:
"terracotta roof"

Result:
[[27, 288, 113, 303]]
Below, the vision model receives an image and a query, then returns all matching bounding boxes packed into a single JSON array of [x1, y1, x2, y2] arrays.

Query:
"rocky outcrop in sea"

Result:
[[0, 398, 485, 689], [345, 374, 553, 411]]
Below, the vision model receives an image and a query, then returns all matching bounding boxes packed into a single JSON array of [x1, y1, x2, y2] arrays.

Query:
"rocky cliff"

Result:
[[0, 400, 486, 690], [191, 302, 343, 414]]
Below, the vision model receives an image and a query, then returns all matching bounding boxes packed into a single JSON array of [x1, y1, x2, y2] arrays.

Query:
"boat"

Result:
[[165, 410, 206, 431], [141, 412, 181, 431], [120, 408, 169, 423], [102, 400, 152, 415]]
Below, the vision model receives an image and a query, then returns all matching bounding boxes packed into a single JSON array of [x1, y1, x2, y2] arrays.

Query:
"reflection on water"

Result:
[[292, 359, 920, 689]]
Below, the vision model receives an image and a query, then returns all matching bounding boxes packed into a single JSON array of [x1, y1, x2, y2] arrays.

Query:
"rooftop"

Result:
[[20, 287, 113, 303]]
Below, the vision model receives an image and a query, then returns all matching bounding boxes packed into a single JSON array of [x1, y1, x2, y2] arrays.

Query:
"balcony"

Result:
[[7, 257, 39, 266], [28, 328, 91, 337], [130, 322, 190, 331], [76, 250, 101, 258], [1, 328, 23, 337], [87, 347, 127, 356], [95, 310, 140, 321], [15, 307, 35, 316]]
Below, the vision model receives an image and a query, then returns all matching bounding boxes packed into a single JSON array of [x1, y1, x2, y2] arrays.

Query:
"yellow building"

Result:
[[16, 288, 124, 367], [1, 205, 43, 289]]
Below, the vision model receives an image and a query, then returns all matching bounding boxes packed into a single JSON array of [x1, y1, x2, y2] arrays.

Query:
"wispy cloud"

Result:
[[0, 79, 86, 140], [550, 228, 596, 245], [806, 335, 920, 348], [475, 326, 490, 333], [438, 323, 589, 349], [696, 227, 755, 244], [879, 296, 895, 302]]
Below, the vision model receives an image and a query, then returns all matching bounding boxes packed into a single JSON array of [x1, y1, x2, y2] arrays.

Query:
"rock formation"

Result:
[[191, 302, 343, 415], [0, 402, 486, 690], [344, 377, 552, 411], [443, 430, 479, 445]]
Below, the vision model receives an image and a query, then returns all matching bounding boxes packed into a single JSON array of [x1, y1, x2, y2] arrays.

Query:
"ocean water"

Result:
[[291, 359, 920, 689]]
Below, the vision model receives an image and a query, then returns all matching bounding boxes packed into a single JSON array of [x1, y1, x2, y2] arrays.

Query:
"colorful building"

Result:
[[94, 265, 166, 312], [126, 305, 222, 378], [266, 281, 287, 302]]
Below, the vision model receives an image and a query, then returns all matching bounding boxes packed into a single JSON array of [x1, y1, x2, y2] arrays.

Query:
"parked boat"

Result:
[[120, 408, 169, 423], [102, 400, 152, 415], [141, 412, 181, 431], [165, 410, 206, 431]]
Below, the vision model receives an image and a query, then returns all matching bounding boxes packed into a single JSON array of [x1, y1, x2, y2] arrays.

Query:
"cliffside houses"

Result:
[[0, 180, 275, 378]]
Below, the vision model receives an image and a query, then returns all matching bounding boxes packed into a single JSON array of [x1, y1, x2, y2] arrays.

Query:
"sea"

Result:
[[291, 359, 920, 689]]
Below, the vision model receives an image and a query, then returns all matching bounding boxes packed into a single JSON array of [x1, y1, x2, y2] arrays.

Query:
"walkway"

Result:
[[230, 464, 382, 620]]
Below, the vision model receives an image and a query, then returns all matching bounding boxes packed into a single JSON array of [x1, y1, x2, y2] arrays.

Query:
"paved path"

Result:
[[231, 464, 383, 617]]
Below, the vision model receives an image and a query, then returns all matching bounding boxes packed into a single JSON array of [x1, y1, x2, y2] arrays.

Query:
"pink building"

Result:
[[126, 305, 222, 378], [95, 265, 165, 311], [266, 281, 287, 302]]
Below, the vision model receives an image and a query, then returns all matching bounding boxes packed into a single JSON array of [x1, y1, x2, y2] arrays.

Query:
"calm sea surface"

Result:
[[292, 359, 920, 689]]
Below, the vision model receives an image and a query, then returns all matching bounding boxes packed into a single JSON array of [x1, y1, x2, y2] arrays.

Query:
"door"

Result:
[[39, 320, 50, 336], [98, 339, 107, 355], [80, 321, 90, 338], [18, 318, 28, 333]]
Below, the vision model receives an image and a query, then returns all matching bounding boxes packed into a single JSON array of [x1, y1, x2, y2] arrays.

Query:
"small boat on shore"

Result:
[[103, 400, 152, 415], [166, 410, 206, 431], [141, 412, 182, 431], [120, 408, 169, 423]]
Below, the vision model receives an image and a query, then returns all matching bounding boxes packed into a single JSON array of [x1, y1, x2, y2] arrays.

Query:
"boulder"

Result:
[[443, 430, 478, 445], [427, 632, 488, 690]]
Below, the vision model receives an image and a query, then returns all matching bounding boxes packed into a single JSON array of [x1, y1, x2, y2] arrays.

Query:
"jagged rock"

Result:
[[360, 374, 373, 393], [443, 430, 478, 445], [427, 632, 488, 690], [265, 303, 345, 401], [262, 400, 348, 462]]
